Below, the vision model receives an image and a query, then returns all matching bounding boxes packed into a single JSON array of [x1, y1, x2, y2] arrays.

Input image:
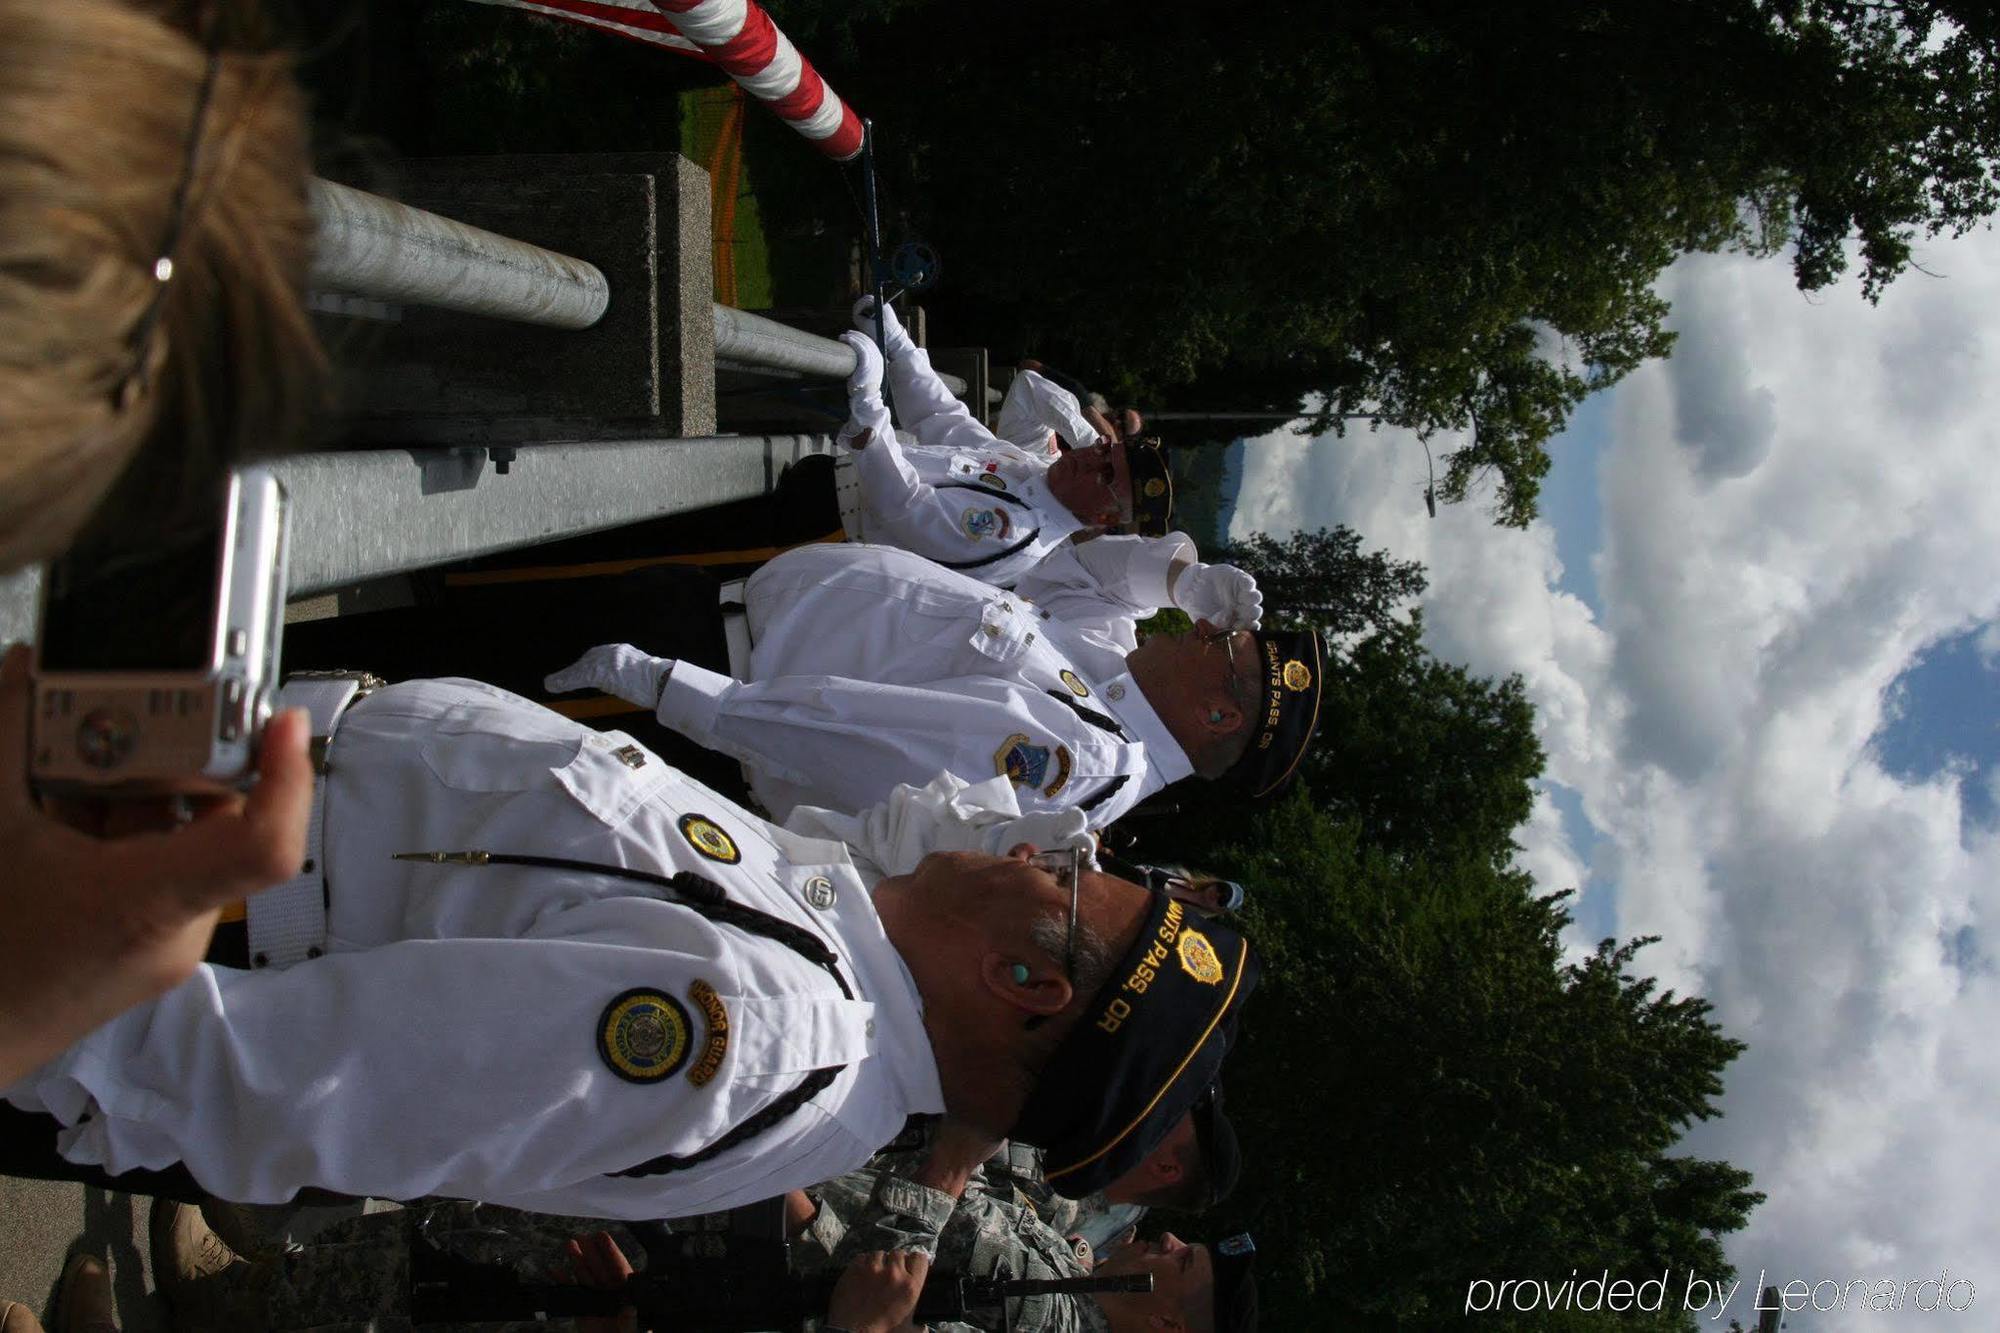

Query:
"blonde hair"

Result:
[[0, 0, 324, 572]]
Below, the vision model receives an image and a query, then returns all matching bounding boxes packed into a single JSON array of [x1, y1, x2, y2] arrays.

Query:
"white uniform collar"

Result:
[[765, 825, 946, 1123], [1013, 472, 1087, 544], [1092, 670, 1194, 785]]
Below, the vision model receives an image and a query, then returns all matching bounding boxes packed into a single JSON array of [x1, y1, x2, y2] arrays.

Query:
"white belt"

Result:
[[833, 452, 867, 541], [244, 672, 376, 970]]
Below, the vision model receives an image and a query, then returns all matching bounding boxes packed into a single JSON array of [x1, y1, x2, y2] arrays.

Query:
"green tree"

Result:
[[1175, 801, 1760, 1328], [1214, 526, 1428, 642], [1171, 528, 1542, 868], [789, 0, 2000, 524], [1305, 613, 1544, 869]]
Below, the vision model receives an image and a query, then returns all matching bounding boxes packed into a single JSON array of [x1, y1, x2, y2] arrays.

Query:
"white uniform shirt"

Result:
[[4, 678, 947, 1220], [838, 432, 1085, 587], [838, 347, 1086, 587], [993, 368, 1099, 458], [657, 540, 1199, 828]]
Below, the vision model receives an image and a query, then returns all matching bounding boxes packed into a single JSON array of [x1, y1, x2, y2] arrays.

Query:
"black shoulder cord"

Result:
[[1039, 690, 1134, 812], [1077, 774, 1131, 814], [1043, 689, 1127, 738], [932, 483, 1041, 571], [392, 852, 854, 1001], [937, 481, 1034, 508], [612, 1066, 845, 1178], [391, 851, 855, 1179]]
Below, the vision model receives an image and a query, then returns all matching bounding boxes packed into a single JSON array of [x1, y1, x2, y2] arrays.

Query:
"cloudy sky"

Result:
[[1229, 234, 2000, 1324]]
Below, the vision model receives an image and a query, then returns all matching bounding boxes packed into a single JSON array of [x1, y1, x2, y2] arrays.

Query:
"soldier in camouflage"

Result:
[[152, 1199, 644, 1332], [983, 1084, 1240, 1263], [796, 1149, 1255, 1333], [800, 1149, 1102, 1333]]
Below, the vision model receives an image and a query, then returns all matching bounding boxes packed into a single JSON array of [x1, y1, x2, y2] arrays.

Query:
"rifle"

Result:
[[408, 1200, 1151, 1330]]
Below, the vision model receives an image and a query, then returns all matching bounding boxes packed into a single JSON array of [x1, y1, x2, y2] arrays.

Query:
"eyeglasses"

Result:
[[1096, 443, 1134, 523], [1027, 847, 1086, 985], [1207, 628, 1259, 708], [113, 33, 223, 408]]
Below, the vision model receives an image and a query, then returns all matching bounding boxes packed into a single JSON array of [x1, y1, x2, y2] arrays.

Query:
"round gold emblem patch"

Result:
[[1144, 478, 1167, 499], [597, 988, 692, 1083], [1281, 659, 1312, 693], [1059, 669, 1090, 698], [1177, 929, 1225, 985], [678, 813, 740, 864]]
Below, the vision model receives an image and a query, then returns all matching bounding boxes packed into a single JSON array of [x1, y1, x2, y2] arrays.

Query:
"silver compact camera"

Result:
[[32, 466, 290, 789]]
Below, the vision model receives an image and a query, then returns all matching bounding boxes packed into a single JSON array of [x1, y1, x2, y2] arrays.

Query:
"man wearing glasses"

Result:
[[548, 535, 1323, 830], [774, 298, 1173, 588], [5, 677, 1257, 1268]]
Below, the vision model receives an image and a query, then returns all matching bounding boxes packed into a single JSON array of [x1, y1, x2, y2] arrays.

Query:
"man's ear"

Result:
[[979, 953, 1073, 1016], [1202, 697, 1245, 736]]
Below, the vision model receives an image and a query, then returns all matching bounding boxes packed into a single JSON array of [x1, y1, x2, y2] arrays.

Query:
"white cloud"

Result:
[[1977, 619, 2000, 671], [1237, 230, 2000, 1323]]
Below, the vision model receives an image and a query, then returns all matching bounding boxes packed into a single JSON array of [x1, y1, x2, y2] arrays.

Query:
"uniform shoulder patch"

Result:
[[978, 471, 1009, 491], [678, 813, 740, 864], [1043, 745, 1073, 798], [1059, 669, 1090, 698], [961, 506, 1014, 541], [1177, 928, 1225, 985], [996, 733, 1054, 791], [597, 988, 692, 1084], [687, 980, 731, 1088]]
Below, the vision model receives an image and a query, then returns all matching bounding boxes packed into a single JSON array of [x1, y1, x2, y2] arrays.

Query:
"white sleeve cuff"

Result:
[[1120, 532, 1192, 608], [654, 660, 734, 738]]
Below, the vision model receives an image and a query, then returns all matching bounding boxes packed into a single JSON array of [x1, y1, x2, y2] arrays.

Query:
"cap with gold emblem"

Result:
[[1013, 889, 1261, 1198], [1226, 629, 1325, 799], [1123, 438, 1174, 538]]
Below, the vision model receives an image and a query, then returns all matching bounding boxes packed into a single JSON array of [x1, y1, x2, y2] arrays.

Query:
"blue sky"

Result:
[[1226, 231, 2000, 1325], [1873, 625, 2000, 835]]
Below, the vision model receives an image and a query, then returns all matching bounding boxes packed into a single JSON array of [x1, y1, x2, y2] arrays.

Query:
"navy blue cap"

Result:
[[1012, 891, 1260, 1198]]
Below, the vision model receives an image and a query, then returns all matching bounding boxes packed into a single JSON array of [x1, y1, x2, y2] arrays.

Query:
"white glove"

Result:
[[841, 330, 883, 396], [1174, 562, 1264, 630], [544, 643, 675, 713], [836, 332, 895, 452], [850, 295, 915, 353]]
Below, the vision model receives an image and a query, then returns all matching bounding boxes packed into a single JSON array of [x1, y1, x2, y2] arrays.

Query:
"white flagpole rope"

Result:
[[458, 0, 704, 56]]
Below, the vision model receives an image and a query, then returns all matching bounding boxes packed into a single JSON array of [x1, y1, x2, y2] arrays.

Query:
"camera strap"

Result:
[[245, 672, 380, 970]]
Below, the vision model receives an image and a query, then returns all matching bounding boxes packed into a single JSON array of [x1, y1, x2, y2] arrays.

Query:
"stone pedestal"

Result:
[[332, 152, 715, 442]]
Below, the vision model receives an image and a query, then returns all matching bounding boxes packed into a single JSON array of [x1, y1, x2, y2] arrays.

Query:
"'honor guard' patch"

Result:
[[686, 981, 731, 1087], [1044, 745, 1074, 798], [1177, 928, 1225, 985], [1059, 669, 1090, 698], [962, 506, 1013, 541], [979, 471, 1008, 491], [996, 733, 1054, 791], [597, 988, 692, 1084], [678, 814, 740, 865]]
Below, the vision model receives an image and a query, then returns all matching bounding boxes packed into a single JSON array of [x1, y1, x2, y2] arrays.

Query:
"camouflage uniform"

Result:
[[191, 1202, 643, 1332], [797, 1152, 1111, 1333], [980, 1141, 1144, 1258]]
